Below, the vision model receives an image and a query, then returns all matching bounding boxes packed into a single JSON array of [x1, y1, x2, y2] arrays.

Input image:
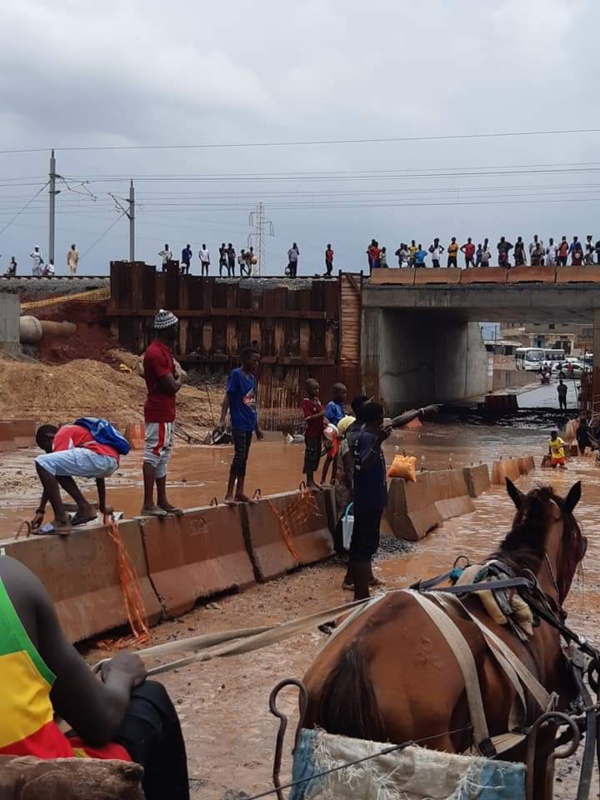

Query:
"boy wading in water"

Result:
[[302, 379, 325, 489], [141, 310, 183, 518], [220, 347, 264, 504]]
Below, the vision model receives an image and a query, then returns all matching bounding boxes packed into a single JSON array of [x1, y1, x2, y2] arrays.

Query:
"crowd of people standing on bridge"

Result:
[[366, 234, 600, 272]]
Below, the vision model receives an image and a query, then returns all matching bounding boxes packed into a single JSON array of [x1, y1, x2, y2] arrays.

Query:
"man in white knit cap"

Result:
[[141, 309, 183, 517]]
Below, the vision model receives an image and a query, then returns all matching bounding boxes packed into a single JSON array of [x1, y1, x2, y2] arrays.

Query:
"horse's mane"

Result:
[[490, 484, 583, 601]]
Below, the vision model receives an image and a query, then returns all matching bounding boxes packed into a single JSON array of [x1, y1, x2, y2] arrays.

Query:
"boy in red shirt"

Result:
[[32, 422, 121, 534], [142, 309, 183, 517], [302, 378, 325, 488]]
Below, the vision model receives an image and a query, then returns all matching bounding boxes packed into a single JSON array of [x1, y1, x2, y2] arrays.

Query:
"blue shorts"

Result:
[[36, 449, 118, 478]]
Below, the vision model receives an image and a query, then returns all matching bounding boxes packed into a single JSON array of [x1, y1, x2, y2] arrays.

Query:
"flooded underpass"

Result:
[[2, 419, 599, 798]]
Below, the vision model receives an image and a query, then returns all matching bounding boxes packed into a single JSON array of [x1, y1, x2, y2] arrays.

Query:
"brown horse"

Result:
[[303, 480, 586, 800]]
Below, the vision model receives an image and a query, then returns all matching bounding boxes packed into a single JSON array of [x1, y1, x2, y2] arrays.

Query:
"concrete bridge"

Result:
[[363, 266, 600, 412]]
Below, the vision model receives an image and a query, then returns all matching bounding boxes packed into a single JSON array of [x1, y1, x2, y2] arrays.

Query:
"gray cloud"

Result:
[[0, 0, 599, 275]]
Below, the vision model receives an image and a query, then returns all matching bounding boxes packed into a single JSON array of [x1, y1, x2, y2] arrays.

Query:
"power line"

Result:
[[1, 126, 600, 155], [0, 182, 49, 237]]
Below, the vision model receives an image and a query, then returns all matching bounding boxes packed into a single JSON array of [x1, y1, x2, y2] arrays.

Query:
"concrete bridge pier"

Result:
[[362, 308, 489, 413]]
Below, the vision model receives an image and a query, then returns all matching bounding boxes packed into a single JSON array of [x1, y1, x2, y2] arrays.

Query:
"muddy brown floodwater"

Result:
[[2, 423, 599, 798]]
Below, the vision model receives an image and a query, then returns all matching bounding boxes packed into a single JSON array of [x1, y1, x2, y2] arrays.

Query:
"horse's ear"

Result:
[[505, 478, 524, 509], [564, 481, 582, 513]]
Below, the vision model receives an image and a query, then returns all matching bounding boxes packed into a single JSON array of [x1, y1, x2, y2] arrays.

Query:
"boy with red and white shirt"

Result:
[[33, 422, 121, 535], [141, 309, 183, 517]]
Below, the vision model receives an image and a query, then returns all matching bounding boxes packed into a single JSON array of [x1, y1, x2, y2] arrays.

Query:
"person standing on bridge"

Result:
[[585, 235, 595, 265], [199, 243, 210, 276], [497, 237, 513, 268], [414, 244, 428, 268], [557, 236, 569, 266], [447, 237, 459, 268], [158, 244, 172, 271], [514, 237, 526, 266], [67, 244, 79, 276], [557, 379, 568, 412], [181, 244, 192, 275], [226, 243, 236, 277], [218, 243, 227, 277], [546, 237, 557, 267], [529, 234, 543, 266], [480, 239, 491, 267], [5, 256, 17, 277], [429, 238, 444, 268], [570, 236, 583, 267], [325, 243, 334, 276], [460, 237, 476, 268], [287, 242, 300, 277], [30, 246, 44, 277]]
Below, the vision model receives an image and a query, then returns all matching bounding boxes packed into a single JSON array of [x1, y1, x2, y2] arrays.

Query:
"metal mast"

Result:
[[48, 150, 61, 263], [248, 202, 274, 275]]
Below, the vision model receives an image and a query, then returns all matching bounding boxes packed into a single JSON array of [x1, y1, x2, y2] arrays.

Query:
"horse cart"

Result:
[[261, 481, 600, 800]]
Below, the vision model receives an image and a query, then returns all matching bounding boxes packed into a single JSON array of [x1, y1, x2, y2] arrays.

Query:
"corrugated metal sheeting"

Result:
[[109, 262, 363, 420]]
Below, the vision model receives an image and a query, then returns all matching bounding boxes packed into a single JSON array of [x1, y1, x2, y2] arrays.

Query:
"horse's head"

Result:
[[502, 479, 587, 604]]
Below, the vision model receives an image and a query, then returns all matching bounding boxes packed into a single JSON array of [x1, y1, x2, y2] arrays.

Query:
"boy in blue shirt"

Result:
[[321, 383, 347, 484], [219, 347, 264, 504]]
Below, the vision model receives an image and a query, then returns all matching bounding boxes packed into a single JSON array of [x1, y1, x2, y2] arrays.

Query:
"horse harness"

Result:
[[408, 560, 600, 765]]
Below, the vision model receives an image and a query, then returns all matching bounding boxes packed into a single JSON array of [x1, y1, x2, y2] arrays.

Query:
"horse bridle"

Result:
[[543, 553, 561, 603]]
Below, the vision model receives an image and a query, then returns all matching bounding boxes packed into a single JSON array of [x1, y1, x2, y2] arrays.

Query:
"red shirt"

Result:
[[558, 241, 569, 257], [368, 246, 380, 260], [53, 424, 119, 462], [463, 243, 475, 258], [302, 397, 324, 438], [325, 248, 334, 263], [144, 340, 177, 423]]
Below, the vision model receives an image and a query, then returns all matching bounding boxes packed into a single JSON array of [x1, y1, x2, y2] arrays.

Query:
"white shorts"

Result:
[[36, 449, 118, 478], [144, 421, 174, 478]]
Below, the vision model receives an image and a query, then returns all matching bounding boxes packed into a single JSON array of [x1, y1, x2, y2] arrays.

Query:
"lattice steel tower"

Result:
[[248, 202, 274, 275]]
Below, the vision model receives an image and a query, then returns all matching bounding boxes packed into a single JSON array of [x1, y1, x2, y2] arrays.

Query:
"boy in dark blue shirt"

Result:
[[349, 401, 391, 600], [219, 347, 264, 504], [321, 382, 347, 485]]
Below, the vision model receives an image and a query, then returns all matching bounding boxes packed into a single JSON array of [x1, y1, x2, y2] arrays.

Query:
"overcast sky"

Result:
[[1, 0, 600, 276]]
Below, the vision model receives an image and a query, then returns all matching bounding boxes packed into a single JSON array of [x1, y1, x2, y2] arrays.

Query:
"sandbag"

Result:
[[290, 729, 525, 800], [0, 756, 143, 800], [387, 454, 417, 481]]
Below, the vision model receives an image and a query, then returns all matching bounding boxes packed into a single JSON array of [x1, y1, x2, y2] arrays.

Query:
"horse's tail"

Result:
[[313, 645, 386, 742]]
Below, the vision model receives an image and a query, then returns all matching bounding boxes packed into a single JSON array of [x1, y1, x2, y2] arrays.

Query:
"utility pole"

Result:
[[109, 180, 136, 262], [48, 150, 61, 264], [129, 180, 135, 262], [248, 202, 274, 275]]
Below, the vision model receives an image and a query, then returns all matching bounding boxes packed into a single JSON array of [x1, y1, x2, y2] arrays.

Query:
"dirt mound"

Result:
[[0, 356, 222, 433]]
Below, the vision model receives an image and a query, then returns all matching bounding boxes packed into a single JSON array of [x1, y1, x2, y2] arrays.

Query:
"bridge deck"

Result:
[[370, 265, 600, 286]]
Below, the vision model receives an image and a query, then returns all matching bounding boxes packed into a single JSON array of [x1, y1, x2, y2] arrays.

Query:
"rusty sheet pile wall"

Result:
[[109, 262, 362, 420]]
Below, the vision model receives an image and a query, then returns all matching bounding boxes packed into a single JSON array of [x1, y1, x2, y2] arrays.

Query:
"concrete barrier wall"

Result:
[[517, 456, 535, 475], [386, 473, 443, 542], [241, 489, 334, 581], [491, 370, 535, 392], [2, 519, 162, 643], [491, 458, 522, 484], [141, 504, 255, 618], [430, 469, 476, 521], [462, 464, 491, 498]]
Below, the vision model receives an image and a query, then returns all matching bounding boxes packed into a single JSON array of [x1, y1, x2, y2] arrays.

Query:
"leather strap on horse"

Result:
[[407, 590, 494, 756], [93, 596, 371, 676], [437, 594, 554, 715]]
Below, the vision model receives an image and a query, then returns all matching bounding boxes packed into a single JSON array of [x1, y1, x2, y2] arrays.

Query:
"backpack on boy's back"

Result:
[[73, 417, 131, 456]]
